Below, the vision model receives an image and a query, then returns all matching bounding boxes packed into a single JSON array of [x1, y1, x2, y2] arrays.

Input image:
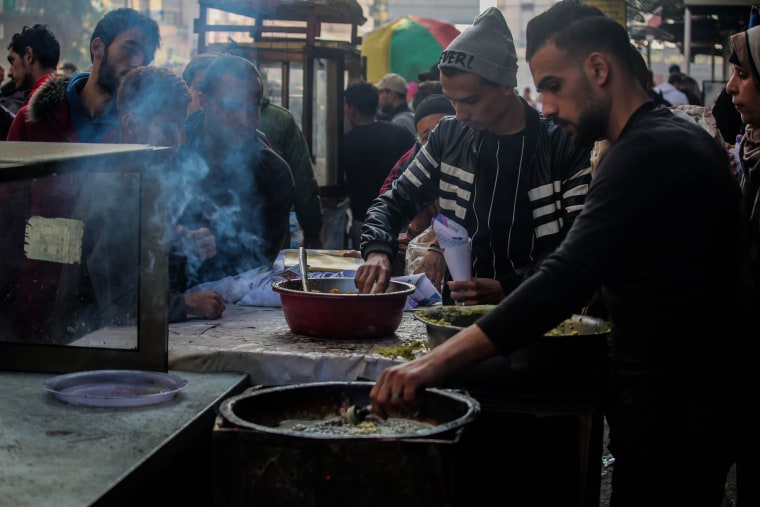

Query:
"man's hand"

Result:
[[177, 225, 217, 261], [414, 250, 446, 291], [447, 278, 506, 306], [369, 324, 498, 419], [354, 252, 392, 293], [184, 290, 226, 319]]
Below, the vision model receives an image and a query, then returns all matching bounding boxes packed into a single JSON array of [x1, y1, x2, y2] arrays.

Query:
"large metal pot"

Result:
[[214, 381, 480, 506], [219, 381, 479, 439], [271, 278, 416, 339]]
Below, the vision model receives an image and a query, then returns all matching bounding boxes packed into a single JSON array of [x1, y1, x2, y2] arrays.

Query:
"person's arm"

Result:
[[379, 144, 417, 195], [369, 323, 498, 418], [5, 105, 28, 141], [355, 134, 441, 292]]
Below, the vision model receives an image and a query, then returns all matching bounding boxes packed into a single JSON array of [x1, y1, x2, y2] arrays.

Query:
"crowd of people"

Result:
[[1, 2, 758, 505]]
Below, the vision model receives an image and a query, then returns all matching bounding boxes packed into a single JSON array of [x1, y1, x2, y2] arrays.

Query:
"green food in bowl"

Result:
[[415, 306, 494, 328], [415, 306, 610, 348]]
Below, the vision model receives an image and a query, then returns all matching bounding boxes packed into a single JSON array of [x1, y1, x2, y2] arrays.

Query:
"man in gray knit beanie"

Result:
[[356, 14, 593, 499], [356, 1, 592, 312], [438, 6, 518, 88]]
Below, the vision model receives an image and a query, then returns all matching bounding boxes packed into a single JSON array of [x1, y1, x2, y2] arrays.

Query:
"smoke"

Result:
[[167, 136, 270, 289]]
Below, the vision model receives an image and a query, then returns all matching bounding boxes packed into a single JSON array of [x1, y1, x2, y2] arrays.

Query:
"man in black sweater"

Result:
[[369, 2, 749, 506], [342, 81, 415, 249]]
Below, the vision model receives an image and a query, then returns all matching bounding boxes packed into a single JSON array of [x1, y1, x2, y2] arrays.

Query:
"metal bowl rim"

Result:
[[272, 277, 417, 297], [414, 306, 610, 337], [218, 381, 481, 440]]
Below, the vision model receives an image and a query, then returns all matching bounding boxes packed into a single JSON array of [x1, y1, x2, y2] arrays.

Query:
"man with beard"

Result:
[[6, 8, 159, 142], [178, 54, 294, 286], [355, 7, 592, 309], [1, 24, 59, 139], [5, 24, 60, 109], [375, 72, 415, 135], [368, 2, 749, 506]]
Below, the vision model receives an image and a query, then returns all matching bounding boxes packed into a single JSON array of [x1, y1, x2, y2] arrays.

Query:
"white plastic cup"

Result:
[[442, 238, 472, 281]]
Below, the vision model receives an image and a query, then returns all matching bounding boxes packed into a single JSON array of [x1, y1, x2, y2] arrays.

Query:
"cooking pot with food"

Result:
[[213, 381, 480, 506], [272, 277, 415, 339]]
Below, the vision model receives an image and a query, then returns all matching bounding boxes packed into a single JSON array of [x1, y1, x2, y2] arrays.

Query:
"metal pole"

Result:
[[684, 6, 692, 75]]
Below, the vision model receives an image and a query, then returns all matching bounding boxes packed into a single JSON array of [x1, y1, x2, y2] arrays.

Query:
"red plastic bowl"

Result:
[[271, 278, 416, 339]]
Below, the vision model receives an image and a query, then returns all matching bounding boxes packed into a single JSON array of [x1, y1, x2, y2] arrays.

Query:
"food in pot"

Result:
[[276, 404, 435, 436], [416, 307, 610, 336]]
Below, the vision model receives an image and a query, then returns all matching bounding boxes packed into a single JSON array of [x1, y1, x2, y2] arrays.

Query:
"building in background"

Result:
[[0, 0, 746, 108]]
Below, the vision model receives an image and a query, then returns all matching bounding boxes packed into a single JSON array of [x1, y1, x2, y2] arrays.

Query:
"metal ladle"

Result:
[[345, 404, 372, 425], [299, 247, 310, 292]]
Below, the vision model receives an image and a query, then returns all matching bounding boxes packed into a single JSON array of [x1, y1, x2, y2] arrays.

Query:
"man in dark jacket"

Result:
[[370, 2, 749, 506], [355, 7, 592, 307], [177, 54, 294, 287], [343, 81, 416, 249]]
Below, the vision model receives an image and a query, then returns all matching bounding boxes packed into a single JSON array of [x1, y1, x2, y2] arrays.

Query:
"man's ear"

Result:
[[23, 47, 36, 65], [90, 37, 105, 61], [588, 52, 610, 85], [120, 112, 135, 142]]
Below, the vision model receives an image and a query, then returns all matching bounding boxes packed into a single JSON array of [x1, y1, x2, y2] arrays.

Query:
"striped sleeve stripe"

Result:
[[439, 197, 468, 220], [404, 167, 425, 188], [528, 182, 555, 201], [564, 204, 585, 214], [440, 162, 475, 184], [533, 202, 560, 219], [535, 220, 561, 238], [564, 183, 589, 198]]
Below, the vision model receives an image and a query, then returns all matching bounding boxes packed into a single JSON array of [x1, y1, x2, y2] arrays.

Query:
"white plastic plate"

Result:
[[43, 369, 189, 407]]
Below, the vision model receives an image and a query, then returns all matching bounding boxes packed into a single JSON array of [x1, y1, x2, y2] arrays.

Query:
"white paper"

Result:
[[432, 214, 471, 281]]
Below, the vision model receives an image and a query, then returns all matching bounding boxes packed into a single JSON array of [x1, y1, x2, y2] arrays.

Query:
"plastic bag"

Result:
[[405, 225, 437, 275]]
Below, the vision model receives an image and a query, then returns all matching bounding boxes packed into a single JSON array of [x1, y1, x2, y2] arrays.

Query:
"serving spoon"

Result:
[[299, 247, 310, 292]]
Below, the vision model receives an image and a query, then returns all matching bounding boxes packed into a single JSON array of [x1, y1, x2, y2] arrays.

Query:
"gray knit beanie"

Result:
[[438, 7, 518, 88]]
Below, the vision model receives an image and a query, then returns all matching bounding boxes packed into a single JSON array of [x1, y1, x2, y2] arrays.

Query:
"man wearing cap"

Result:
[[375, 72, 415, 135], [356, 7, 593, 310]]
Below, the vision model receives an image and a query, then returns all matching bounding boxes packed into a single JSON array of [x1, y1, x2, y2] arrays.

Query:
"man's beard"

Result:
[[380, 103, 393, 114], [572, 105, 607, 148], [96, 50, 120, 94]]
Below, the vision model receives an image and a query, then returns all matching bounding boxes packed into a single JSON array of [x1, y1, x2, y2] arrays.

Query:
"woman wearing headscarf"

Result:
[[725, 21, 760, 507], [727, 24, 760, 290]]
